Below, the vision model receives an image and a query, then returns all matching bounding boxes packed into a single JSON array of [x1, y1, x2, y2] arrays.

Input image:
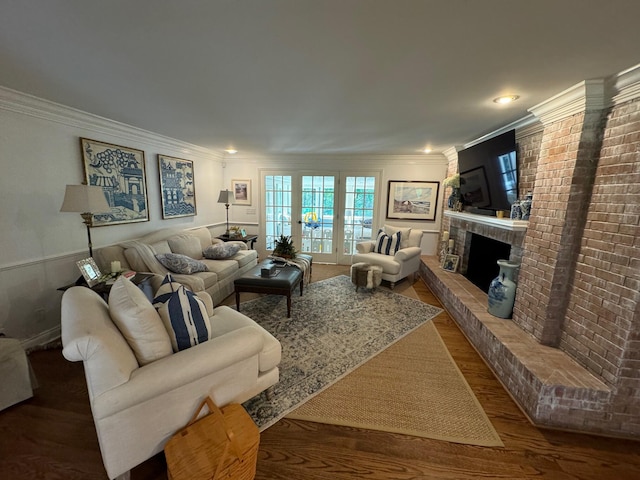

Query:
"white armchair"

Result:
[[352, 225, 423, 289]]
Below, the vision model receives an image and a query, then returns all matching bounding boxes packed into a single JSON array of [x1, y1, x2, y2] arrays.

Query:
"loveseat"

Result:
[[61, 276, 281, 480], [95, 226, 258, 305], [352, 225, 424, 289]]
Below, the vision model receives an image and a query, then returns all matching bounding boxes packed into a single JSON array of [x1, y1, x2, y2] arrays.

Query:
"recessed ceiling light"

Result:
[[493, 95, 519, 104], [225, 149, 238, 154], [423, 148, 432, 154]]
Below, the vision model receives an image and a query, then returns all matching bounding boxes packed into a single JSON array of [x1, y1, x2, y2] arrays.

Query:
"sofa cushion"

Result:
[[374, 230, 401, 255], [155, 253, 208, 274], [187, 227, 215, 251], [153, 274, 212, 352], [108, 276, 173, 366], [168, 234, 204, 260], [202, 259, 239, 280], [383, 224, 412, 249], [203, 243, 241, 259], [233, 249, 258, 268]]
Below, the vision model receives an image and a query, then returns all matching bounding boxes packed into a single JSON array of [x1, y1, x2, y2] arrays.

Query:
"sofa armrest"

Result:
[[394, 246, 422, 262], [227, 241, 248, 250], [92, 326, 264, 419], [356, 241, 375, 254]]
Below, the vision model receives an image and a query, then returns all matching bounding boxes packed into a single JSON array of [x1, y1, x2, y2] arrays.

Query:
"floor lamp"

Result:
[[217, 189, 235, 235], [60, 184, 110, 258]]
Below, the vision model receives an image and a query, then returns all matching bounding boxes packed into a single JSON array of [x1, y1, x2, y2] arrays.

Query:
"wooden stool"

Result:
[[350, 263, 383, 292]]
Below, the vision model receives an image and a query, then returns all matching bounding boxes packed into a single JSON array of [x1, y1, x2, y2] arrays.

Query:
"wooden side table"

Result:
[[58, 272, 155, 301], [217, 234, 258, 249]]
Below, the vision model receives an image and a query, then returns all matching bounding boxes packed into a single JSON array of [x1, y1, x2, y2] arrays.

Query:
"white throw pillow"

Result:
[[153, 274, 212, 352], [383, 224, 412, 249], [109, 276, 173, 366], [168, 234, 204, 260]]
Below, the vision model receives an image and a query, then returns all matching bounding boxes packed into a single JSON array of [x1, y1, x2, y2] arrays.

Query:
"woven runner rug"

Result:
[[240, 275, 502, 446]]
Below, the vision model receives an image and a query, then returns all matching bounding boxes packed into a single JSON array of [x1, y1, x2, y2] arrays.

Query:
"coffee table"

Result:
[[234, 261, 303, 317]]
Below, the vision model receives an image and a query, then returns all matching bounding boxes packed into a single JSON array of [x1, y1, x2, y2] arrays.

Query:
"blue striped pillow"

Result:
[[375, 229, 401, 255], [152, 274, 212, 352]]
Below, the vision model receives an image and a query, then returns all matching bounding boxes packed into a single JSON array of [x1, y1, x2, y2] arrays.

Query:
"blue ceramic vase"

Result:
[[487, 260, 519, 319]]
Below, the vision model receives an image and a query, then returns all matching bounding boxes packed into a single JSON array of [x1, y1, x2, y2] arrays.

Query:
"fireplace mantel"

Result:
[[444, 210, 529, 232]]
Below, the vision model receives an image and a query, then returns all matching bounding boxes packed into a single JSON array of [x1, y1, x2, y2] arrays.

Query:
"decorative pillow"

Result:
[[108, 276, 173, 365], [375, 229, 401, 255], [383, 225, 412, 249], [155, 253, 208, 274], [203, 243, 241, 260], [152, 274, 212, 352], [167, 234, 204, 260]]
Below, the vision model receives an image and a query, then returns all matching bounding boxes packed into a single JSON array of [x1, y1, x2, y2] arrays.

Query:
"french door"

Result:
[[262, 171, 379, 264]]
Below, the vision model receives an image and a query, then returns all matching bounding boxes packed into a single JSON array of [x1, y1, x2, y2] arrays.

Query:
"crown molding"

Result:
[[528, 79, 606, 125], [612, 63, 640, 106], [0, 86, 222, 161]]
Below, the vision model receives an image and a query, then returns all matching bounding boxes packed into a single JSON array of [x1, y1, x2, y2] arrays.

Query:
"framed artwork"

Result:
[[442, 254, 460, 273], [80, 138, 149, 226], [158, 154, 197, 219], [76, 258, 102, 286], [231, 179, 251, 205], [386, 180, 440, 221]]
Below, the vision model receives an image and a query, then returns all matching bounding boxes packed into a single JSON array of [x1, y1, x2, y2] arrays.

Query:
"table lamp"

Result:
[[217, 189, 235, 235], [60, 184, 110, 257]]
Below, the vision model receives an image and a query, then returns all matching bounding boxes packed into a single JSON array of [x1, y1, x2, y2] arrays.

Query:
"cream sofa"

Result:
[[61, 279, 280, 480], [95, 226, 258, 305], [352, 225, 424, 289]]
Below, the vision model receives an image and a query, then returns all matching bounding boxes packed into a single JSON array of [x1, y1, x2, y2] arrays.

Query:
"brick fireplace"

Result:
[[422, 69, 640, 439]]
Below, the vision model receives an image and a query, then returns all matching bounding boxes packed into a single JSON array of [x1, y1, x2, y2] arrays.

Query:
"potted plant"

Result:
[[272, 234, 297, 259]]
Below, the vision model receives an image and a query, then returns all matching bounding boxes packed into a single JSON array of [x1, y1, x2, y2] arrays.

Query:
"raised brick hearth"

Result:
[[420, 256, 611, 431]]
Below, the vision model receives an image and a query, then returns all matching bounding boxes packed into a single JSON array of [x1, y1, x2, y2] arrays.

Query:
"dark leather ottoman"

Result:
[[234, 262, 303, 318]]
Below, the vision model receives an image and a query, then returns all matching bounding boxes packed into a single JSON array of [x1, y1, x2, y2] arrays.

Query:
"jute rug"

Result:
[[240, 275, 442, 430], [287, 320, 504, 446], [239, 273, 503, 447]]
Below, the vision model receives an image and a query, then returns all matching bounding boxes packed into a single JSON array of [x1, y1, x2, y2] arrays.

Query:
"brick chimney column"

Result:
[[513, 81, 608, 346]]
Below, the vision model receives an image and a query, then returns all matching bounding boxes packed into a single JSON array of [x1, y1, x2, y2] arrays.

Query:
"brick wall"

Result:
[[560, 98, 640, 434]]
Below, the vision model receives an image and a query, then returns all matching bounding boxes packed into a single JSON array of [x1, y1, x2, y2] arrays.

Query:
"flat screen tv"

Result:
[[458, 129, 518, 215]]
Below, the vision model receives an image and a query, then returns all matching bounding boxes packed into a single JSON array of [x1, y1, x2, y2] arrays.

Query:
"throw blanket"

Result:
[[118, 240, 206, 292], [268, 255, 311, 285]]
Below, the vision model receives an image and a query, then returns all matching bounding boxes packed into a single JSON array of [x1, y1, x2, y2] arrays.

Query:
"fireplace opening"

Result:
[[464, 233, 511, 293]]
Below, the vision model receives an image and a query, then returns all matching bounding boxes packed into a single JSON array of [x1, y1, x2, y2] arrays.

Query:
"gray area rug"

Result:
[[240, 275, 443, 430]]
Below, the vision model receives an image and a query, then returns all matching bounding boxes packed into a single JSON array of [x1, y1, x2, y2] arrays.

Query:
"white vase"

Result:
[[487, 260, 519, 319]]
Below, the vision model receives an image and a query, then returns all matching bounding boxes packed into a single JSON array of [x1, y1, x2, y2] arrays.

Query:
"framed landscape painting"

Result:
[[158, 154, 197, 218], [386, 180, 439, 221], [231, 179, 251, 206], [80, 138, 149, 226]]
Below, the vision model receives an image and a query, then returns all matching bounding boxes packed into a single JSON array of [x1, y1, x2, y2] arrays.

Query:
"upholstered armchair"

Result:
[[352, 225, 423, 289]]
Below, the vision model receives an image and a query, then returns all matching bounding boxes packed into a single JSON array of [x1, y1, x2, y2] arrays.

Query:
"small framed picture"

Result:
[[442, 254, 460, 273], [231, 179, 251, 206], [240, 228, 247, 237], [76, 258, 102, 286]]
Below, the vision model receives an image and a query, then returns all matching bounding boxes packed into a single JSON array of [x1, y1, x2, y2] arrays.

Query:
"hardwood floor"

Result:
[[2, 271, 639, 479]]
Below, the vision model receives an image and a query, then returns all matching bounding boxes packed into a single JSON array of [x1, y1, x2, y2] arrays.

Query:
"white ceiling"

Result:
[[1, 0, 639, 156]]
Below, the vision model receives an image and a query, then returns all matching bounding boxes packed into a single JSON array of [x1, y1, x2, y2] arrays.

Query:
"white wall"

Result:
[[221, 153, 449, 260], [0, 87, 224, 346]]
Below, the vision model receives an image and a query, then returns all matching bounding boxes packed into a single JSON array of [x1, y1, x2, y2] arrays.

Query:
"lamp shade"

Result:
[[217, 189, 235, 204], [60, 184, 110, 213]]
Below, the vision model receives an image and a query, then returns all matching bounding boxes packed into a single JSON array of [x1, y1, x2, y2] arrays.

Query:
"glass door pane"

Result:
[[340, 175, 376, 263], [264, 175, 292, 251], [300, 175, 336, 263]]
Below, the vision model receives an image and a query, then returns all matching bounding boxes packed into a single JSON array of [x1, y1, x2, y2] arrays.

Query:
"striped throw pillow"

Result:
[[152, 274, 212, 352], [375, 229, 401, 255]]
